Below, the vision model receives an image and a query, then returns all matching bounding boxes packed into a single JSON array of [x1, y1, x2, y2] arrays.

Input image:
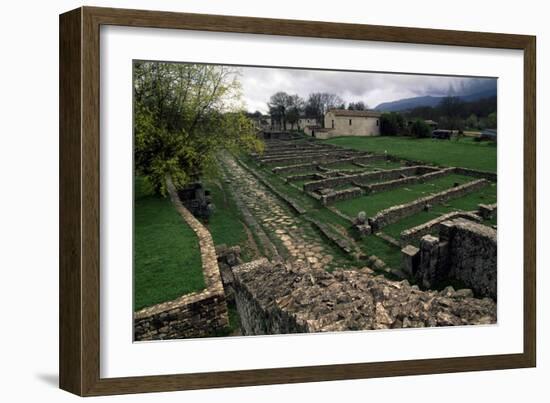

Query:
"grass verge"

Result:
[[134, 177, 205, 311]]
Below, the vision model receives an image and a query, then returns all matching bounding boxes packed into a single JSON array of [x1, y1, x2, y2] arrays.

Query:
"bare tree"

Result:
[[305, 92, 344, 127]]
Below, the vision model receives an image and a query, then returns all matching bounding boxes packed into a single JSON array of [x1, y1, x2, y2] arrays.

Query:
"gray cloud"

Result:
[[234, 66, 496, 113]]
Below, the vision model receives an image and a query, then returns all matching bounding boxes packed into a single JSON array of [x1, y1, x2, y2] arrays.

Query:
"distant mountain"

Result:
[[374, 88, 497, 112]]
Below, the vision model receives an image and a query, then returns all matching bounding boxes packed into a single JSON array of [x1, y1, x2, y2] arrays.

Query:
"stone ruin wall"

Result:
[[400, 211, 482, 245], [454, 167, 497, 182], [303, 165, 429, 192], [134, 179, 229, 341], [402, 218, 497, 299], [320, 186, 363, 205], [365, 167, 455, 194], [232, 258, 496, 335], [134, 291, 228, 341], [443, 219, 497, 299], [369, 179, 488, 230], [260, 150, 358, 166], [478, 202, 497, 220]]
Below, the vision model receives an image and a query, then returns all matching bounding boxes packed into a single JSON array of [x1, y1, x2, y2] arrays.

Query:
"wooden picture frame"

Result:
[[59, 6, 536, 396]]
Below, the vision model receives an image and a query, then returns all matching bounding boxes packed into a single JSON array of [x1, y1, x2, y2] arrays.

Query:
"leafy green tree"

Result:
[[380, 112, 405, 136], [268, 92, 290, 130], [286, 94, 305, 130], [410, 119, 431, 138], [487, 112, 497, 129], [466, 113, 479, 129], [347, 101, 367, 111], [134, 61, 263, 195]]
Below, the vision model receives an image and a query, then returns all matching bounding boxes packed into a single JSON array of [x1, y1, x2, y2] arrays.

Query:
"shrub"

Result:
[[410, 119, 431, 138], [380, 112, 405, 136]]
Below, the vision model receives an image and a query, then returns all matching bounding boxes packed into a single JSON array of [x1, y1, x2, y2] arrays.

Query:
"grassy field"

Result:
[[382, 182, 497, 239], [324, 136, 497, 172], [204, 178, 258, 260], [134, 177, 205, 311], [333, 173, 481, 218]]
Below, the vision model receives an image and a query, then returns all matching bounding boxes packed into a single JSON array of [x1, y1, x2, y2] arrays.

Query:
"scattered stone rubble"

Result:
[[232, 258, 496, 335]]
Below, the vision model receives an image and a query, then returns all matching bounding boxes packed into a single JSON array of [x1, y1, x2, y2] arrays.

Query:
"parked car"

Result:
[[431, 129, 452, 140]]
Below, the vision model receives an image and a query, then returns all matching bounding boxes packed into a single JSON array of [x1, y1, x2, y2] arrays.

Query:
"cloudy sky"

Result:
[[234, 65, 496, 113]]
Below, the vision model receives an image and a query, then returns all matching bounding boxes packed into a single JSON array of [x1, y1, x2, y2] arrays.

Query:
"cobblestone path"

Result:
[[219, 153, 339, 271]]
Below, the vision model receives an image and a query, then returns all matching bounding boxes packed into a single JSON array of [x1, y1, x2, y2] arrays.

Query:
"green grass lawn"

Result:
[[333, 173, 481, 218], [134, 177, 205, 311], [382, 182, 497, 239], [359, 235, 403, 269], [362, 160, 404, 170], [204, 178, 258, 261], [322, 162, 365, 170], [324, 136, 496, 172]]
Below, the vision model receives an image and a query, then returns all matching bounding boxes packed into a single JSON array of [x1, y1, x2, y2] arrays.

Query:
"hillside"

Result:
[[375, 88, 497, 112]]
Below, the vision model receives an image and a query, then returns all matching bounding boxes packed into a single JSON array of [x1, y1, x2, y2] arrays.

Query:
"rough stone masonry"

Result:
[[232, 258, 496, 335], [402, 218, 497, 299]]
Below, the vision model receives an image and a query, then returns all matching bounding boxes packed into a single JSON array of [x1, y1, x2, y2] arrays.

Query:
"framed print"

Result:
[[59, 6, 536, 396]]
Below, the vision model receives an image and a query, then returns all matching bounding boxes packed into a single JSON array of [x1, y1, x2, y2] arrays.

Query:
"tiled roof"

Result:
[[327, 109, 382, 118]]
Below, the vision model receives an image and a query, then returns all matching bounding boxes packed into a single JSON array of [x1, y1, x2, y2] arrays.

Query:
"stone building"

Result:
[[270, 116, 318, 132], [251, 114, 271, 131], [318, 109, 382, 139]]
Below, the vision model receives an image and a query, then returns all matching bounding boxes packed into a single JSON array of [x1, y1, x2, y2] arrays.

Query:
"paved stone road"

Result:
[[219, 153, 337, 271]]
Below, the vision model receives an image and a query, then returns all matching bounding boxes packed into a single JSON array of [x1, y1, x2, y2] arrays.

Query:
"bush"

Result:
[[410, 119, 431, 138], [380, 112, 405, 136]]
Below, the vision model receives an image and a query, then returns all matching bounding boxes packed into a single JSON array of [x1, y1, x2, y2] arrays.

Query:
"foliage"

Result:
[[487, 112, 497, 129], [380, 112, 406, 136], [466, 113, 479, 129], [410, 119, 432, 138], [347, 101, 367, 111], [406, 95, 497, 132], [133, 61, 263, 195], [267, 92, 305, 130]]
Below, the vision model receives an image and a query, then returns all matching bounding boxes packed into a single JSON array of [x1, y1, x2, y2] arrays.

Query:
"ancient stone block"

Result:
[[401, 244, 420, 276]]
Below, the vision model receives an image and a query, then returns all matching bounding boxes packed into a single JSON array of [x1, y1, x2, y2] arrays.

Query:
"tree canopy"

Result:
[[305, 92, 344, 127], [134, 62, 263, 195], [406, 95, 497, 130], [380, 112, 406, 136], [347, 101, 368, 111]]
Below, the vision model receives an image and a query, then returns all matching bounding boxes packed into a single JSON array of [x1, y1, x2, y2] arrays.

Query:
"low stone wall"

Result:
[[369, 179, 488, 230], [232, 259, 496, 335], [273, 162, 319, 175], [285, 173, 325, 183], [134, 292, 228, 341], [400, 211, 482, 245], [366, 168, 454, 194], [303, 165, 435, 192], [272, 154, 382, 175], [454, 167, 497, 182], [320, 187, 363, 205], [260, 150, 357, 166], [402, 218, 497, 299], [304, 216, 354, 255], [134, 178, 229, 341], [478, 203, 497, 220], [259, 146, 336, 159]]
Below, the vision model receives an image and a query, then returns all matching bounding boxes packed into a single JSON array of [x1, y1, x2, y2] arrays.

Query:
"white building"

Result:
[[319, 109, 382, 139]]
